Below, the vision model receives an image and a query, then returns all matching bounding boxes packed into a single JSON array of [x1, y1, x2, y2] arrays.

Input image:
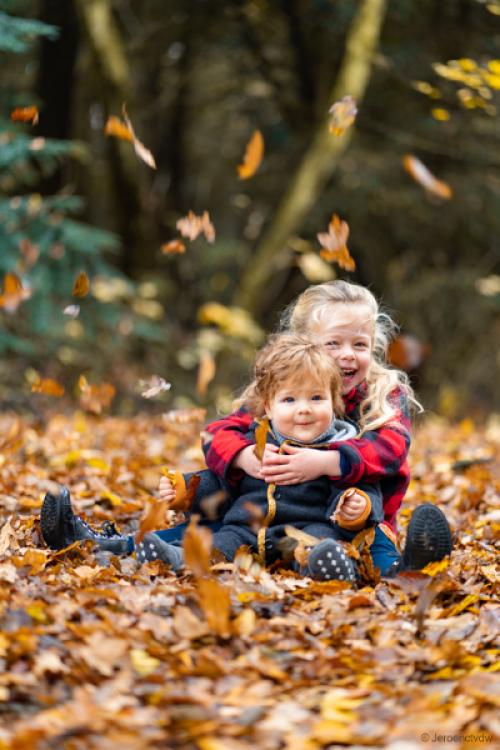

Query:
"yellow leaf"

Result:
[[100, 490, 122, 506], [253, 416, 269, 461], [237, 129, 264, 179], [130, 648, 160, 676], [432, 107, 450, 121], [196, 350, 216, 397], [421, 557, 450, 576]]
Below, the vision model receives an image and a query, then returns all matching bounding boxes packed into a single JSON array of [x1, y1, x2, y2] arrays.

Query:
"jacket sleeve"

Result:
[[329, 421, 411, 484], [203, 408, 254, 481], [182, 469, 233, 518], [326, 481, 384, 529]]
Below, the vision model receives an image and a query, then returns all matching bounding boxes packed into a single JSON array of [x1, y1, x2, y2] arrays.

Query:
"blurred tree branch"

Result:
[[235, 0, 388, 314]]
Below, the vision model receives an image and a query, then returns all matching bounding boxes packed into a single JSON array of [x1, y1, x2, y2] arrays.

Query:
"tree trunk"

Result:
[[235, 0, 387, 315]]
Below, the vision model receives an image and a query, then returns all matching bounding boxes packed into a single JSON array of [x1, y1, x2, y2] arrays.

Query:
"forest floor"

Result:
[[0, 411, 498, 749]]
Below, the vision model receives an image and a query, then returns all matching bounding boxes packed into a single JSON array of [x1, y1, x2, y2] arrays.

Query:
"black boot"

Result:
[[385, 503, 452, 577], [41, 486, 132, 554]]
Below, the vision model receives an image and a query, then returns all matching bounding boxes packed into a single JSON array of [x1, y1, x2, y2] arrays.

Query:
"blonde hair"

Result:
[[282, 280, 422, 432], [237, 333, 344, 418]]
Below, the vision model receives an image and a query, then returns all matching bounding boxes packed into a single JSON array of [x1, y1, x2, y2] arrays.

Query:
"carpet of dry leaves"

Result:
[[0, 410, 498, 750]]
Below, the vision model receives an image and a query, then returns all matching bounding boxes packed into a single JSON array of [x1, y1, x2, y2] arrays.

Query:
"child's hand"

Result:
[[158, 475, 176, 503], [260, 445, 328, 484], [232, 445, 263, 479], [333, 491, 368, 522]]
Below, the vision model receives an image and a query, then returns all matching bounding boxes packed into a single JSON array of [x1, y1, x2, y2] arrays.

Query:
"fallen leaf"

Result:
[[130, 648, 160, 676], [0, 518, 18, 555], [196, 577, 231, 637], [328, 95, 358, 136], [31, 377, 65, 398], [403, 154, 453, 199], [317, 214, 355, 271], [72, 271, 90, 298], [237, 129, 264, 179], [11, 106, 39, 125]]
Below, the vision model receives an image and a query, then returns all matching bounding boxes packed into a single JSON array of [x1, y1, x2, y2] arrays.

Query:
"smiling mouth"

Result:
[[341, 369, 357, 378]]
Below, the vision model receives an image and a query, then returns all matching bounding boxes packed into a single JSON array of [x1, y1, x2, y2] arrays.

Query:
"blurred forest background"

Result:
[[1, 0, 499, 421]]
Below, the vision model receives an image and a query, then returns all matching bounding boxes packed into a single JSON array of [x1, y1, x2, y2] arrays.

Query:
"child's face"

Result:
[[313, 305, 373, 394], [265, 378, 334, 443]]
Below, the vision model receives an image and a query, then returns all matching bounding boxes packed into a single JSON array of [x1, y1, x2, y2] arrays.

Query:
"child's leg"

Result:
[[298, 523, 357, 583], [154, 520, 223, 543], [369, 524, 402, 576]]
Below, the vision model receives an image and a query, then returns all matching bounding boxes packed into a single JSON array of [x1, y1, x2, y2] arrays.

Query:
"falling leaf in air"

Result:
[[237, 129, 264, 180], [317, 214, 356, 271], [161, 239, 186, 255], [0, 272, 32, 312], [402, 154, 453, 199], [196, 351, 216, 397], [19, 238, 39, 269], [72, 271, 90, 298], [31, 377, 65, 398], [63, 304, 80, 318], [328, 95, 358, 136], [104, 105, 157, 169], [104, 115, 134, 143], [78, 375, 115, 415], [135, 497, 169, 544], [388, 334, 429, 371], [183, 516, 212, 578], [138, 375, 171, 399], [10, 106, 39, 125], [176, 211, 215, 243], [254, 417, 270, 461]]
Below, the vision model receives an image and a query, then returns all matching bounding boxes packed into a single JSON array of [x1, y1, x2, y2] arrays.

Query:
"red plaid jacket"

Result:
[[203, 383, 411, 532]]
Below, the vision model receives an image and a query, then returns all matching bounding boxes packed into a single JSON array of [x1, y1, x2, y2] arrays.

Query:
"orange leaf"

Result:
[[135, 497, 169, 544], [104, 115, 134, 143], [328, 95, 358, 136], [0, 272, 32, 312], [78, 375, 115, 415], [402, 154, 453, 199], [196, 351, 216, 397], [237, 129, 264, 180], [317, 214, 356, 271], [183, 516, 213, 578], [11, 106, 39, 125], [253, 416, 269, 461], [388, 335, 429, 371], [196, 578, 231, 637], [31, 377, 65, 398], [72, 271, 90, 298], [161, 239, 186, 255]]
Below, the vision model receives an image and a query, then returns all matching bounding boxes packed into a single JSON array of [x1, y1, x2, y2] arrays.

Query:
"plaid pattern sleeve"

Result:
[[330, 386, 412, 530], [203, 407, 254, 481]]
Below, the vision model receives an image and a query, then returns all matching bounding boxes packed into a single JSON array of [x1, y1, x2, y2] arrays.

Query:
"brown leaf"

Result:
[[183, 516, 212, 578], [328, 95, 358, 136], [253, 416, 269, 461], [161, 239, 186, 255], [78, 375, 116, 414], [105, 107, 157, 169], [19, 238, 39, 269], [72, 271, 90, 298], [31, 377, 65, 398], [317, 215, 356, 271], [196, 577, 231, 637], [196, 351, 216, 397], [403, 154, 453, 199], [135, 497, 168, 544], [199, 490, 229, 520], [11, 106, 39, 125], [237, 129, 264, 180]]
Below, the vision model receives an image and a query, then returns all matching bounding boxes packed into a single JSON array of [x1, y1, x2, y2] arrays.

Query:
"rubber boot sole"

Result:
[[404, 503, 452, 570], [40, 486, 72, 550]]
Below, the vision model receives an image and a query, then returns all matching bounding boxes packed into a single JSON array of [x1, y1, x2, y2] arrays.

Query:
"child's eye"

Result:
[[326, 340, 340, 347], [282, 396, 295, 403], [311, 395, 324, 401], [355, 341, 368, 349]]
